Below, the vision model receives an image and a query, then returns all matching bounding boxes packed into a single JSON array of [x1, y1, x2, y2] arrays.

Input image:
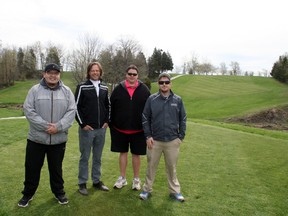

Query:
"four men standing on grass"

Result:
[[18, 63, 186, 207]]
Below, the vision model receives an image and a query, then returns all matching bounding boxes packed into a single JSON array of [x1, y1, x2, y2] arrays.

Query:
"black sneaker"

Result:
[[18, 195, 33, 207], [55, 194, 69, 205], [78, 183, 88, 195], [93, 181, 109, 191]]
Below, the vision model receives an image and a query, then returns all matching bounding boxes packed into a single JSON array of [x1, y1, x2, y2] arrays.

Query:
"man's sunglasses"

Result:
[[158, 80, 170, 85], [127, 73, 138, 76]]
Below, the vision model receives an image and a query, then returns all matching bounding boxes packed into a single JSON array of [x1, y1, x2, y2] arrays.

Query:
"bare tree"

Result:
[[186, 53, 199, 74], [230, 61, 241, 76], [198, 61, 215, 75], [68, 32, 103, 84], [220, 62, 228, 75]]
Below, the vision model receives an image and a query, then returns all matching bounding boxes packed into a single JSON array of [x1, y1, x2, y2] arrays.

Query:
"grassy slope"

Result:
[[169, 75, 288, 120]]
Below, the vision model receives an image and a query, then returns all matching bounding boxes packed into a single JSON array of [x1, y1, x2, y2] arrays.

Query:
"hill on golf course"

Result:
[[1, 73, 288, 130]]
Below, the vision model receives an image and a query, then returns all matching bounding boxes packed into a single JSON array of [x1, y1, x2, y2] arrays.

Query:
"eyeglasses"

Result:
[[127, 73, 138, 76], [158, 80, 170, 85]]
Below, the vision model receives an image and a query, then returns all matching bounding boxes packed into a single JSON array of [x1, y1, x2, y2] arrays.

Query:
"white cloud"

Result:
[[1, 0, 287, 72]]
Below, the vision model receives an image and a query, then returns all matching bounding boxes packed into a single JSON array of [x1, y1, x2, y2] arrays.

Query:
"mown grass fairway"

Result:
[[0, 75, 288, 215]]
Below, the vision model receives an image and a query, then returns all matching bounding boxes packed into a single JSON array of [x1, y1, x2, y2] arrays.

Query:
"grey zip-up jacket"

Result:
[[23, 78, 76, 145], [142, 90, 186, 142]]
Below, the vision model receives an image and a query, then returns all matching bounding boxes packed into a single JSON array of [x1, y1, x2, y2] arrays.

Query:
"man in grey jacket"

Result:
[[18, 63, 76, 207], [140, 72, 186, 202]]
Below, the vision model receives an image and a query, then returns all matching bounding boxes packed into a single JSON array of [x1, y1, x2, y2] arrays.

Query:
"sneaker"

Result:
[[18, 195, 33, 207], [93, 181, 109, 191], [139, 191, 151, 200], [78, 183, 88, 195], [132, 178, 141, 190], [55, 194, 69, 205], [113, 176, 127, 189], [170, 193, 185, 202]]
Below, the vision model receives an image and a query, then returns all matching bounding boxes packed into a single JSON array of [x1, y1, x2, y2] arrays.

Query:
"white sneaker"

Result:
[[132, 178, 141, 190], [113, 176, 127, 189]]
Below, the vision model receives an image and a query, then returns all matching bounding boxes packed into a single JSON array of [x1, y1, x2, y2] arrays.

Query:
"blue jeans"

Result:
[[78, 127, 106, 184]]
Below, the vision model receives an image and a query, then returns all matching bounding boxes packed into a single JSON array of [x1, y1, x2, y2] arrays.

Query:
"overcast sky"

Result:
[[1, 0, 287, 72]]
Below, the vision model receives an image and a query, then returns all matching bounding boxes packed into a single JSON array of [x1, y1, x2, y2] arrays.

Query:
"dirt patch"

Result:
[[0, 104, 23, 110], [226, 106, 288, 131]]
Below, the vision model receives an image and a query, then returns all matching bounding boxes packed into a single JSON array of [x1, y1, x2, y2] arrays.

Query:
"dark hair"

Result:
[[126, 64, 139, 73], [86, 62, 103, 79]]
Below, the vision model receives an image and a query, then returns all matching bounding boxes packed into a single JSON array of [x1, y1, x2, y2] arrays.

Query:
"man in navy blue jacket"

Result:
[[140, 72, 186, 202]]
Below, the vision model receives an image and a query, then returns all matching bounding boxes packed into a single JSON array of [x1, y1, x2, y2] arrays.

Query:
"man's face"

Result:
[[126, 69, 138, 84], [43, 70, 60, 87], [158, 77, 171, 93], [89, 64, 101, 81]]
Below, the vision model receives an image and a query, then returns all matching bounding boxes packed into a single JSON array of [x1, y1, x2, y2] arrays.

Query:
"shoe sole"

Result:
[[18, 197, 33, 208], [169, 194, 185, 202], [78, 189, 88, 195], [55, 197, 69, 205], [113, 182, 128, 189], [132, 186, 141, 191], [139, 194, 150, 200]]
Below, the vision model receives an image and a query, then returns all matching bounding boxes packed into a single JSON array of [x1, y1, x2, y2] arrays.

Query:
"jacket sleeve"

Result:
[[142, 96, 152, 138], [75, 84, 86, 128], [55, 88, 76, 132], [178, 98, 187, 140], [23, 86, 49, 131], [105, 89, 110, 123]]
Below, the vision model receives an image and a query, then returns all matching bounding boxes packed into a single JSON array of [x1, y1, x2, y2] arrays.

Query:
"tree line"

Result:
[[1, 34, 287, 89], [0, 34, 173, 89]]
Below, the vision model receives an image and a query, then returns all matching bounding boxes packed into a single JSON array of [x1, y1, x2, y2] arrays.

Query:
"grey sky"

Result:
[[1, 0, 287, 73]]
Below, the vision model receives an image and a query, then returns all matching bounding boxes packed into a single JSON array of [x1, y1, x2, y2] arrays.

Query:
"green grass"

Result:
[[0, 119, 287, 216], [1, 74, 288, 215], [170, 75, 288, 120]]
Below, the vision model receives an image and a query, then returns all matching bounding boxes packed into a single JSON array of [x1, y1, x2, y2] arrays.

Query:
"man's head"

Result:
[[126, 64, 139, 85], [86, 62, 103, 80], [45, 63, 61, 73], [158, 72, 171, 94], [43, 63, 61, 88]]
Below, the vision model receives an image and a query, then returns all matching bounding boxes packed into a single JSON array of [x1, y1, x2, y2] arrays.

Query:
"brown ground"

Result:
[[226, 106, 288, 131]]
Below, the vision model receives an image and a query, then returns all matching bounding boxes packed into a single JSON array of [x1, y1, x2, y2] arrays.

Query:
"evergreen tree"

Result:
[[270, 53, 288, 83]]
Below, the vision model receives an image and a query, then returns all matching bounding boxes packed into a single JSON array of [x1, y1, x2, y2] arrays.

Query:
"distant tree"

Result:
[[68, 33, 103, 84], [45, 44, 63, 67], [270, 53, 288, 83], [219, 62, 228, 75], [198, 61, 214, 75], [0, 46, 17, 87], [147, 48, 173, 79], [134, 51, 148, 79], [230, 61, 241, 76], [23, 48, 37, 79], [186, 54, 199, 75], [16, 48, 25, 80], [162, 51, 173, 72]]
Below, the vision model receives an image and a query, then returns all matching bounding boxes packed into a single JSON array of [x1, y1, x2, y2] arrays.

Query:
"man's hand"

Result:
[[146, 137, 154, 150], [46, 123, 58, 134]]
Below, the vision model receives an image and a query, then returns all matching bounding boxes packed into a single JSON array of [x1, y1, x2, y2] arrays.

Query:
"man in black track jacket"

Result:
[[75, 62, 110, 195]]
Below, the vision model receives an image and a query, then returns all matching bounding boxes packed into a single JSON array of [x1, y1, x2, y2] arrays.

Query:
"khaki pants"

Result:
[[143, 138, 181, 194]]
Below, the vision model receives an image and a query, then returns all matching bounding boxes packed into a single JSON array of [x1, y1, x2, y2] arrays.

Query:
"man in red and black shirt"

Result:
[[109, 64, 150, 191]]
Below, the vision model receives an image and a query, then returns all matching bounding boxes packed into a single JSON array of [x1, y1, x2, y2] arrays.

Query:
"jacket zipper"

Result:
[[50, 91, 53, 144]]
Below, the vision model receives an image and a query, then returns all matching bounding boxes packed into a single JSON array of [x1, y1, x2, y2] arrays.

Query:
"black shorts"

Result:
[[110, 126, 147, 155]]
